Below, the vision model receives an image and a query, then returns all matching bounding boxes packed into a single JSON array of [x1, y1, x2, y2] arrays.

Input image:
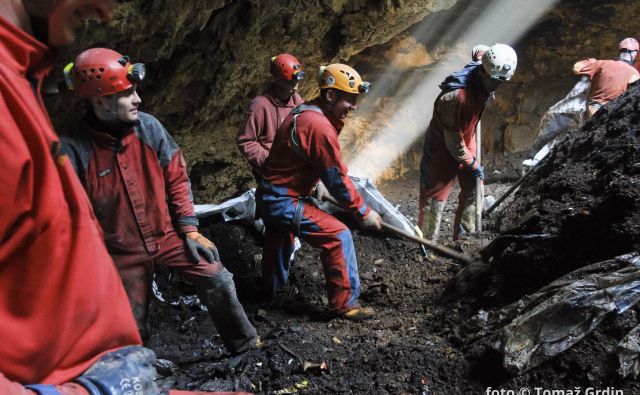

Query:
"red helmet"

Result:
[[65, 48, 145, 98], [619, 38, 639, 52], [270, 54, 304, 81]]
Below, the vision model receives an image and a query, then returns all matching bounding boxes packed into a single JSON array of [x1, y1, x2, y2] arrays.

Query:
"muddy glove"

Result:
[[184, 231, 220, 263], [467, 157, 484, 180], [75, 346, 162, 395], [313, 181, 330, 202], [360, 210, 382, 231]]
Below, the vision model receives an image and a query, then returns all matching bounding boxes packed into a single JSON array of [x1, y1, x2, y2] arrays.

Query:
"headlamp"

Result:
[[127, 63, 146, 84], [293, 70, 305, 81], [359, 81, 371, 94], [63, 62, 75, 90]]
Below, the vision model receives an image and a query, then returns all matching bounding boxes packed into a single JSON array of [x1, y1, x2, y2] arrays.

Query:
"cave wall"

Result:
[[45, 0, 640, 202], [45, 0, 456, 202]]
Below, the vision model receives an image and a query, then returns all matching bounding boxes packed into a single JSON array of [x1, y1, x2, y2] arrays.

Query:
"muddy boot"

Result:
[[196, 268, 258, 354], [419, 198, 446, 241], [341, 304, 375, 322], [454, 201, 476, 240]]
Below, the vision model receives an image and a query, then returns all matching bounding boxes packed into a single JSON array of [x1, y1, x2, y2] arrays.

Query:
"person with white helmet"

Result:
[[573, 37, 640, 118], [237, 53, 305, 180], [256, 63, 382, 320], [418, 43, 517, 242]]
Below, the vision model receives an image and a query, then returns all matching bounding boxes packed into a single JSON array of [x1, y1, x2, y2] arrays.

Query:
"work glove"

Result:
[[184, 231, 220, 263], [468, 158, 485, 180], [75, 345, 163, 395], [314, 181, 330, 202], [360, 210, 382, 231]]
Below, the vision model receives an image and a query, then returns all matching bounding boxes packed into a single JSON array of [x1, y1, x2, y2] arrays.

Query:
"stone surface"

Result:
[[45, 0, 640, 201]]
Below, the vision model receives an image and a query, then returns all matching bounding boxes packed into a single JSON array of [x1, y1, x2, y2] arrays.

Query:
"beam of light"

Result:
[[346, 0, 560, 182]]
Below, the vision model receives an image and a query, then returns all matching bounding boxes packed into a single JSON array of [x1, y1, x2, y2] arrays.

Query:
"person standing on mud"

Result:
[[61, 47, 258, 354], [257, 63, 383, 320], [418, 44, 518, 242], [237, 53, 305, 180], [0, 1, 250, 394], [573, 37, 640, 118]]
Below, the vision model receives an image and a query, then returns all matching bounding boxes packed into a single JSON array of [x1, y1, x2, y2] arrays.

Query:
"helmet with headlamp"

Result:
[[65, 48, 146, 98]]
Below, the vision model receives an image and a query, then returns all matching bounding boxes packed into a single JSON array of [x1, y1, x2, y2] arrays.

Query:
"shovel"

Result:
[[475, 121, 483, 232], [321, 195, 474, 265]]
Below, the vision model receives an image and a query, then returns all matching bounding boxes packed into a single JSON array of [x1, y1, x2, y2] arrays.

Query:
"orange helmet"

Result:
[[619, 38, 639, 52], [65, 48, 145, 98], [270, 54, 304, 81], [317, 64, 370, 94]]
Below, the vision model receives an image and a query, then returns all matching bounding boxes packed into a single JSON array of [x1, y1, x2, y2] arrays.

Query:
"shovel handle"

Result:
[[321, 195, 474, 264], [380, 222, 474, 265]]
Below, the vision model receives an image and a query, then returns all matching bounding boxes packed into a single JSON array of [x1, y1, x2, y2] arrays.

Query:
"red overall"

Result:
[[257, 102, 371, 314], [0, 11, 249, 395], [419, 77, 489, 238], [61, 111, 257, 353], [0, 13, 140, 390], [237, 87, 303, 176]]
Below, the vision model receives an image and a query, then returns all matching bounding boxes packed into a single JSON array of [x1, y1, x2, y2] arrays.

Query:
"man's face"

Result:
[[328, 90, 359, 120], [93, 86, 141, 123], [272, 78, 299, 101], [47, 0, 114, 47], [113, 86, 141, 122]]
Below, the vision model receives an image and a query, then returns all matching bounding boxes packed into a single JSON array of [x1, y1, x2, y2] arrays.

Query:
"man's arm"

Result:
[[237, 101, 270, 170], [573, 58, 598, 76], [144, 119, 198, 234], [438, 90, 476, 167], [303, 119, 370, 221]]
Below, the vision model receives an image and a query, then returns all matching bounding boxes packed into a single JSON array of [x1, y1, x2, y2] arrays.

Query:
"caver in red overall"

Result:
[[237, 53, 305, 179], [0, 9, 253, 394], [62, 110, 257, 353], [257, 102, 371, 314], [0, 12, 141, 392], [418, 64, 489, 241]]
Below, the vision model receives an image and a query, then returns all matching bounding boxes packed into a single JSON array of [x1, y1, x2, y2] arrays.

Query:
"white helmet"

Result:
[[482, 43, 517, 81]]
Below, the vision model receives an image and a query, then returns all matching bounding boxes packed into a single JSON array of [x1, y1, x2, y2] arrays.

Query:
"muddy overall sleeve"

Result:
[[573, 58, 598, 77], [151, 121, 198, 234], [439, 90, 477, 168], [303, 121, 371, 221]]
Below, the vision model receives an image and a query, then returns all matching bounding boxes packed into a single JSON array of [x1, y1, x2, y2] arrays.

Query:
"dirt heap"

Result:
[[447, 82, 640, 308]]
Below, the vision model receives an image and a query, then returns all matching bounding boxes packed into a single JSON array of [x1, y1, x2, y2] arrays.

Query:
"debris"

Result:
[[530, 75, 588, 152], [273, 380, 309, 394], [332, 337, 342, 345], [473, 253, 640, 374], [302, 361, 328, 373], [617, 323, 640, 379]]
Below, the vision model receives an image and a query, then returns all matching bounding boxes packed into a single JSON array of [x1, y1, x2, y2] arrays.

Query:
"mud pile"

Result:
[[448, 82, 640, 308]]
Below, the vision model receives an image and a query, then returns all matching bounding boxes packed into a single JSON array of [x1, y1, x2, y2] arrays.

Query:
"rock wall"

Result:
[[45, 0, 640, 202]]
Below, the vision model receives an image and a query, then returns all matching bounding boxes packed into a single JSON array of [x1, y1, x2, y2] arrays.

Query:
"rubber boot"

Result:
[[419, 198, 446, 242], [195, 268, 258, 354]]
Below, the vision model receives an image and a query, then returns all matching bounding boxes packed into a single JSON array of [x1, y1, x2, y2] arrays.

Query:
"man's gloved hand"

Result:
[[468, 158, 485, 180], [75, 346, 162, 395], [185, 231, 220, 264], [360, 210, 382, 231], [314, 181, 330, 202]]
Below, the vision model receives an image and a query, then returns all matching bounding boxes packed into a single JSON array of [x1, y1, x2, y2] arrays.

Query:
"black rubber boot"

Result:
[[195, 268, 258, 354]]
